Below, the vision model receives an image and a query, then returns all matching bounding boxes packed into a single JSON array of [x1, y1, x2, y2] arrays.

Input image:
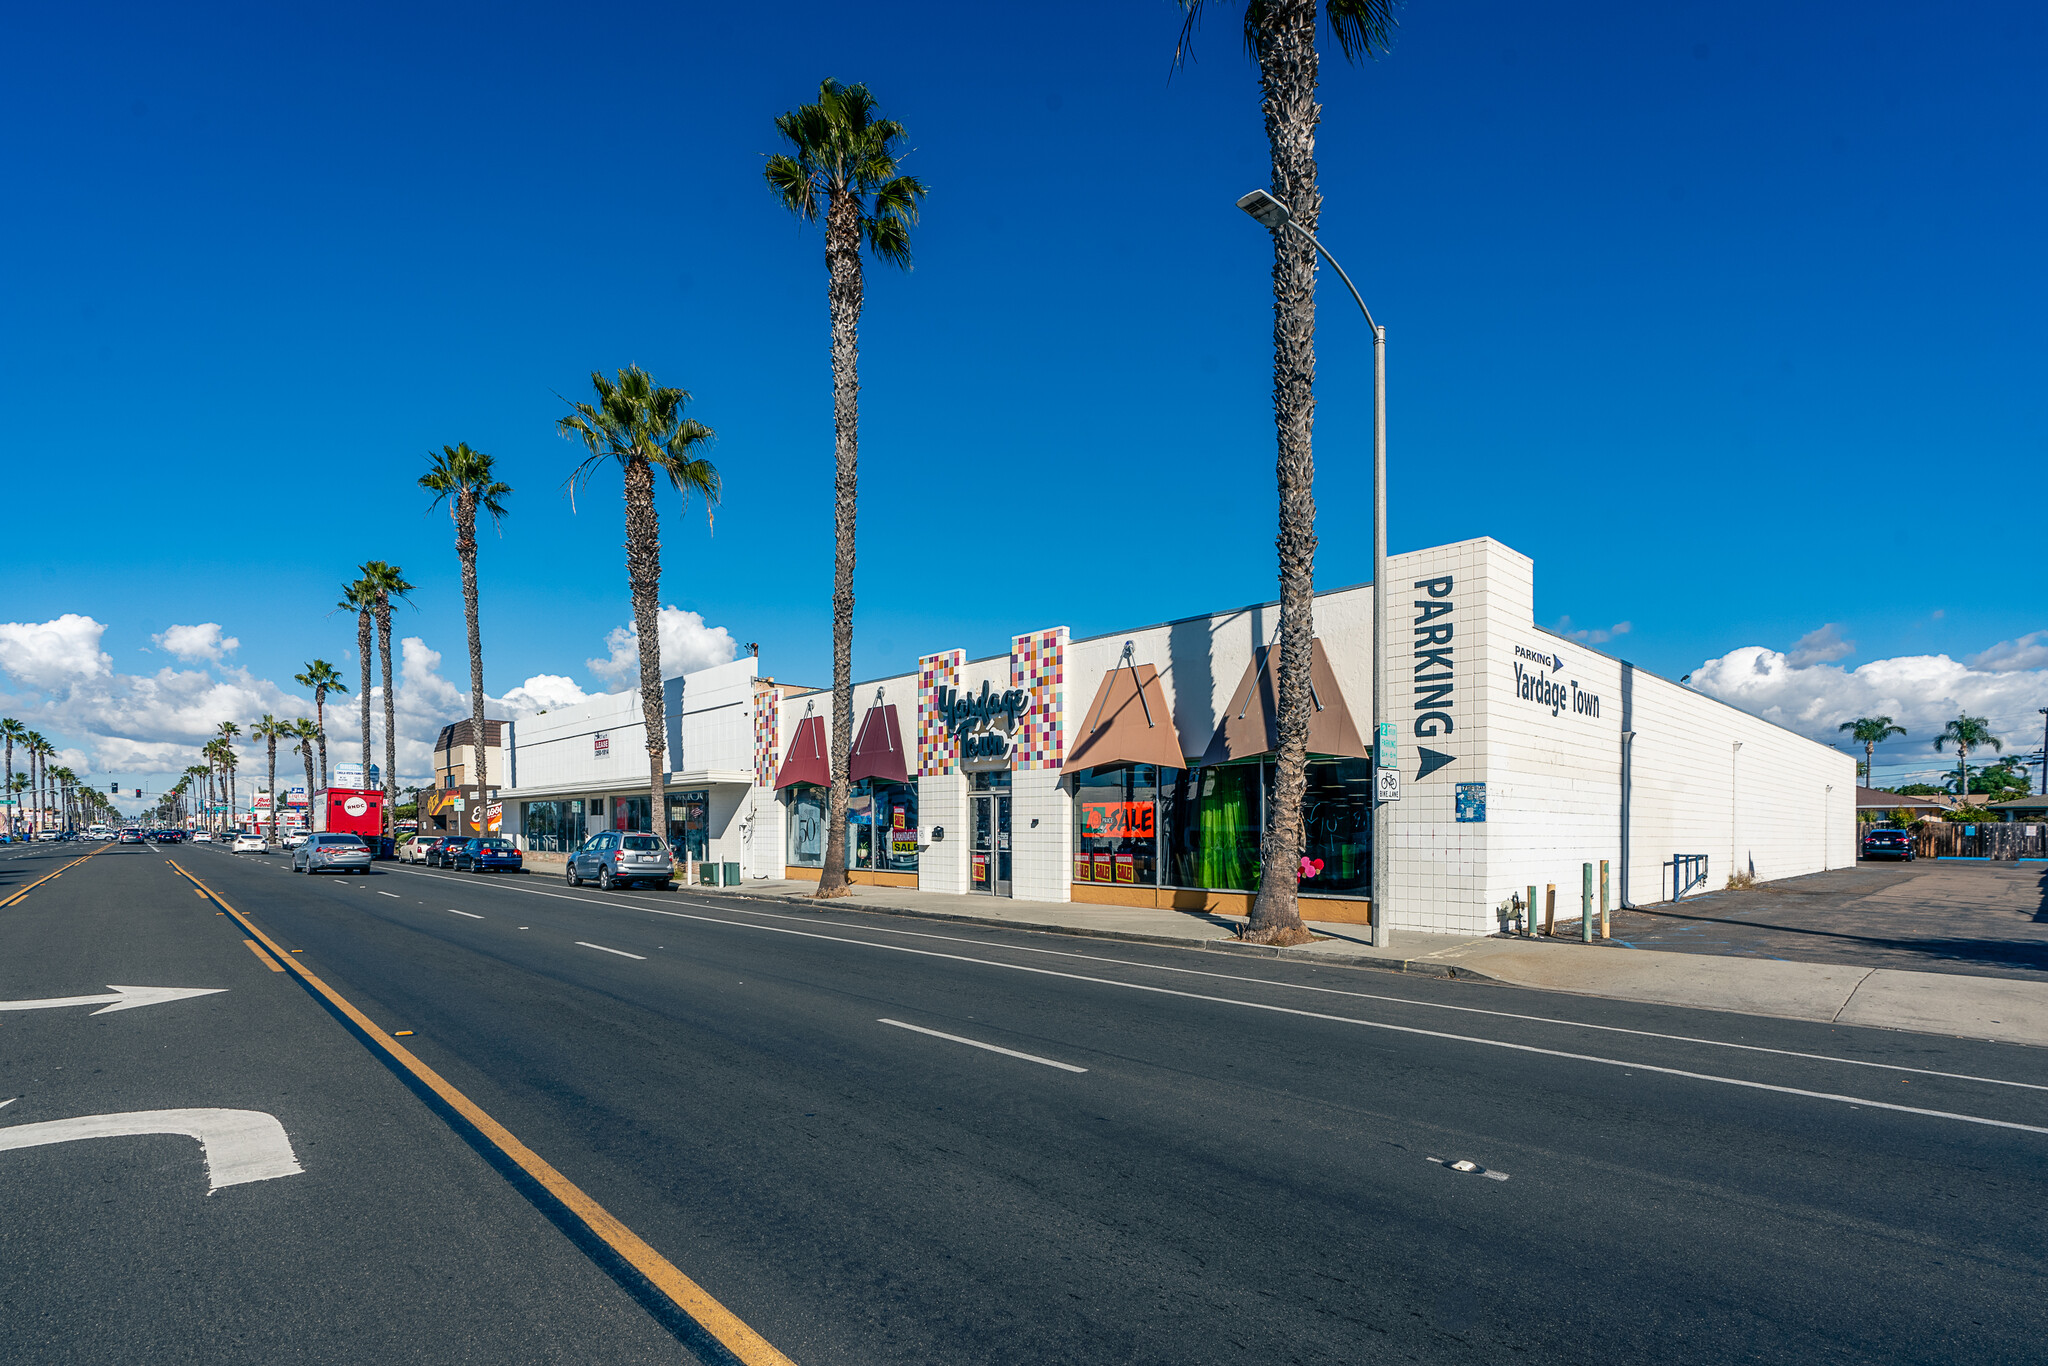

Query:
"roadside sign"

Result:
[[1376, 770, 1402, 803], [1376, 722, 1397, 769]]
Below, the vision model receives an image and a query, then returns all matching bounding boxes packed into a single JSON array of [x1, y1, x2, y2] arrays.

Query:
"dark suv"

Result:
[[1860, 827, 1916, 862]]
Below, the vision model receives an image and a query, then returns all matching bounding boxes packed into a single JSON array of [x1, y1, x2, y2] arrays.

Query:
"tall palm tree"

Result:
[[765, 78, 926, 897], [215, 722, 242, 833], [25, 732, 51, 835], [289, 719, 319, 835], [1839, 716, 1907, 789], [50, 767, 72, 829], [293, 660, 348, 792], [1, 717, 23, 838], [8, 773, 27, 833], [559, 366, 720, 840], [1934, 715, 2001, 802], [338, 577, 376, 804], [251, 715, 284, 843], [1174, 0, 1399, 941], [184, 764, 210, 829], [360, 561, 415, 839], [421, 442, 512, 831]]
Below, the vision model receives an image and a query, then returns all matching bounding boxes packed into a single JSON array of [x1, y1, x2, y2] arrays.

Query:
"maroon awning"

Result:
[[849, 704, 909, 785], [774, 714, 831, 789]]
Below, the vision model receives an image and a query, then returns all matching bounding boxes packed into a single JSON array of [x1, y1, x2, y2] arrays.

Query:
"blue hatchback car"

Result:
[[453, 837, 523, 874]]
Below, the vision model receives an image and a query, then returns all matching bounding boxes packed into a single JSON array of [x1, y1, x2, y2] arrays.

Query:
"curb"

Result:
[[690, 886, 1496, 983]]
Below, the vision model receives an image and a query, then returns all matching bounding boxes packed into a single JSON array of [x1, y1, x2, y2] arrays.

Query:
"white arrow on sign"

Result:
[[0, 985, 227, 1016], [0, 1108, 303, 1191]]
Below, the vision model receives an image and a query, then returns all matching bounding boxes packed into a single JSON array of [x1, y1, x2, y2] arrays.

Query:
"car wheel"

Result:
[[566, 863, 581, 887], [598, 866, 615, 891]]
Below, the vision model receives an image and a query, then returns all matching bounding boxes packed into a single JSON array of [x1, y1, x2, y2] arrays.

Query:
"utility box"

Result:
[[722, 861, 740, 887]]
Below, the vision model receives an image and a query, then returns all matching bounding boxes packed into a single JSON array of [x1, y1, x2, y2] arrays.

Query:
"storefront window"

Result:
[[668, 790, 709, 860], [1073, 764, 1163, 886], [1300, 759, 1372, 893], [785, 784, 825, 868], [613, 795, 651, 832], [518, 799, 583, 854], [1158, 759, 1370, 895], [848, 779, 918, 872]]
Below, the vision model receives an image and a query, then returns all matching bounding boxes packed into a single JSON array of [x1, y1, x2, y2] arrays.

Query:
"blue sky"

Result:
[[3, 0, 2044, 800]]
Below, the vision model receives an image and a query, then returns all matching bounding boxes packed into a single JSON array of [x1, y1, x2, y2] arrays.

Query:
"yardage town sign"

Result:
[[934, 680, 1028, 767], [1512, 643, 1601, 719]]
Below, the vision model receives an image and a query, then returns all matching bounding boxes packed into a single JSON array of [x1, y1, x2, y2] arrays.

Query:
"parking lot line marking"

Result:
[[161, 861, 796, 1366], [447, 909, 484, 919], [879, 1018, 1088, 1073], [242, 939, 285, 972], [576, 941, 647, 961]]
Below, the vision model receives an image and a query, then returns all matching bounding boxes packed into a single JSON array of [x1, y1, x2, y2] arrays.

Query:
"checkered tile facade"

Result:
[[917, 650, 964, 777], [752, 684, 779, 788], [1009, 628, 1067, 771]]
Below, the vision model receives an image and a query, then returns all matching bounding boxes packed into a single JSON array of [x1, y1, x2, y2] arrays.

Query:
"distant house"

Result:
[[1855, 787, 1955, 823], [1986, 793, 2048, 823]]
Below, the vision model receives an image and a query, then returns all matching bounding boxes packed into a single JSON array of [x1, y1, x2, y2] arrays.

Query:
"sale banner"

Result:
[[1114, 854, 1135, 884], [1080, 802, 1155, 840], [1073, 855, 1092, 882], [1092, 854, 1112, 882]]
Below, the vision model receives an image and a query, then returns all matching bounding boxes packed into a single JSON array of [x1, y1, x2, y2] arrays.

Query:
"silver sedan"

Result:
[[292, 832, 372, 875]]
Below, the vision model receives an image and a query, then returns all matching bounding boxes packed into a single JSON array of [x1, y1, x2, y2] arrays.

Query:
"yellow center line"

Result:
[[241, 938, 286, 972], [163, 860, 796, 1366], [0, 843, 108, 907]]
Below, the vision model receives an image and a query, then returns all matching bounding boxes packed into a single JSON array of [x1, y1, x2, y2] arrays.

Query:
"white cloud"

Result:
[[1689, 645, 2048, 762], [1552, 616, 1633, 645], [1786, 623, 1855, 667], [587, 607, 738, 686], [1969, 630, 2048, 673], [0, 614, 112, 689], [494, 674, 592, 719], [152, 623, 240, 663]]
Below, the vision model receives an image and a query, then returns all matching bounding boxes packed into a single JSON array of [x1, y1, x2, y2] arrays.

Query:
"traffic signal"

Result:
[[109, 782, 119, 794], [134, 788, 142, 799]]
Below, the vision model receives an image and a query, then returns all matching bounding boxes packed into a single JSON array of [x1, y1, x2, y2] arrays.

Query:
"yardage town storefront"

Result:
[[760, 537, 1855, 935]]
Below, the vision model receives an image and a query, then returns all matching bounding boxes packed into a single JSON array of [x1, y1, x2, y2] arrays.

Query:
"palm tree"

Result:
[[1934, 715, 2002, 803], [559, 366, 720, 841], [1173, 0, 1399, 942], [293, 660, 348, 792], [184, 764, 210, 829], [8, 773, 27, 833], [25, 731, 51, 835], [1, 717, 23, 838], [50, 767, 73, 829], [337, 577, 376, 803], [251, 715, 285, 843], [215, 722, 242, 833], [360, 561, 415, 839], [289, 719, 319, 835], [765, 78, 926, 897], [421, 442, 512, 833], [1839, 716, 1907, 789]]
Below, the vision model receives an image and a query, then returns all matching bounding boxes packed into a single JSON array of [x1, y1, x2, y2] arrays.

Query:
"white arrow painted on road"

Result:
[[0, 985, 228, 1016], [0, 1108, 303, 1191]]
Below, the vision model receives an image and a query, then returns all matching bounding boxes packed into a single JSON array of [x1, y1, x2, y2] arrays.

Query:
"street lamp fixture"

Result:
[[1237, 186, 1390, 948]]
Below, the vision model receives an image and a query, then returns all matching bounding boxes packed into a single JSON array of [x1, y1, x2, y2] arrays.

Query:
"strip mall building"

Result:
[[498, 538, 1855, 936]]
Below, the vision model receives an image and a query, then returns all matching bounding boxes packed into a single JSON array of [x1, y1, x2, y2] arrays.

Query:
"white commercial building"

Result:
[[500, 538, 1854, 935]]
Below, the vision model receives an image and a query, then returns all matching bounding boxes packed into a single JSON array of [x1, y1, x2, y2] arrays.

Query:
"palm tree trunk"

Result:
[[1865, 742, 1874, 789], [300, 745, 316, 834], [622, 457, 668, 840], [458, 489, 488, 837], [266, 739, 278, 843], [817, 191, 864, 898], [314, 689, 329, 793], [1247, 0, 1321, 938], [377, 599, 398, 841], [357, 607, 374, 805]]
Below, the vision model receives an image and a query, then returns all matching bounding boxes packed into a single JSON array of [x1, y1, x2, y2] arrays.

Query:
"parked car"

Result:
[[292, 831, 371, 875], [1861, 827, 1917, 862], [417, 836, 456, 868], [566, 831, 674, 890], [231, 832, 267, 854], [281, 831, 309, 850], [452, 837, 523, 874]]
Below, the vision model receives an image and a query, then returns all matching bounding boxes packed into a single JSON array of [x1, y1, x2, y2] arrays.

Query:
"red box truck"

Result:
[[316, 787, 384, 841]]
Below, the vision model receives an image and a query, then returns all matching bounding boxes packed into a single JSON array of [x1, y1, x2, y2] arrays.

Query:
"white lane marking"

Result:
[[0, 1108, 304, 1191], [575, 941, 646, 960], [447, 909, 484, 920], [377, 891, 400, 898], [879, 1018, 1088, 1072], [394, 866, 2048, 1097], [0, 985, 228, 1016]]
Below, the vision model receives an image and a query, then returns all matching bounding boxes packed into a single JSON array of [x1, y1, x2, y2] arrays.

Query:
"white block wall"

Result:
[[1010, 768, 1069, 902]]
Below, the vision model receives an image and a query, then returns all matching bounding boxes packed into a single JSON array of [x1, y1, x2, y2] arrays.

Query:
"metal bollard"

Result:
[[1599, 859, 1610, 939], [1544, 884, 1556, 937], [1525, 885, 1538, 938], [1582, 863, 1594, 942]]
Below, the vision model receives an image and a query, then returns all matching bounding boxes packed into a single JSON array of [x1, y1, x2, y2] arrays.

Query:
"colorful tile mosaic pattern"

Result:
[[917, 650, 965, 777], [1009, 627, 1068, 771], [752, 684, 779, 788]]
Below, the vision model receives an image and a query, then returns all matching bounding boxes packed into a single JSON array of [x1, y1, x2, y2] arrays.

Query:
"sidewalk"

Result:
[[686, 878, 2048, 1049]]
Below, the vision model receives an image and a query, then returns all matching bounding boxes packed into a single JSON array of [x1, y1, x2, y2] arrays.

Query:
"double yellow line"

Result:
[[166, 859, 795, 1366], [0, 841, 107, 908]]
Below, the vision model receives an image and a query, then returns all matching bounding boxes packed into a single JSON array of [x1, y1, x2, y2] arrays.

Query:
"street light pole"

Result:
[[1237, 189, 1390, 948]]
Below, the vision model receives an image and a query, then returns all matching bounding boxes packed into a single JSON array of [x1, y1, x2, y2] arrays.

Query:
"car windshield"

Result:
[[622, 835, 663, 852]]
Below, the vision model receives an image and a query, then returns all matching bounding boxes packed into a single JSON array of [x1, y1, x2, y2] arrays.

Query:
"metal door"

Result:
[[970, 794, 1012, 896]]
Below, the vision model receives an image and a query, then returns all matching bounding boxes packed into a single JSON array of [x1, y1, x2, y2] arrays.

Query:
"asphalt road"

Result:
[[8, 840, 2048, 1364]]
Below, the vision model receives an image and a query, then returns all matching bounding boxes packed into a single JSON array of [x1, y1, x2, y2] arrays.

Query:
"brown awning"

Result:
[[1062, 663, 1188, 773], [848, 704, 909, 784], [773, 714, 831, 789], [1197, 639, 1369, 766]]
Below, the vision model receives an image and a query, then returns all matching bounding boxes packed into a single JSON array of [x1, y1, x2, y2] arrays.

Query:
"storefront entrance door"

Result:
[[970, 793, 1011, 896]]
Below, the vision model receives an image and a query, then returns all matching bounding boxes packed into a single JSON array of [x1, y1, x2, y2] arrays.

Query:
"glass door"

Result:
[[971, 794, 1012, 896]]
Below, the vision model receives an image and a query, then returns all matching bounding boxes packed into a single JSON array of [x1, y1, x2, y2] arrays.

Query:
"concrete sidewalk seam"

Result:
[[1828, 968, 1881, 1025]]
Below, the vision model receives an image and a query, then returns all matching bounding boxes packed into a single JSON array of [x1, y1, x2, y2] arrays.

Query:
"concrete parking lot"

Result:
[[1604, 859, 2048, 980]]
